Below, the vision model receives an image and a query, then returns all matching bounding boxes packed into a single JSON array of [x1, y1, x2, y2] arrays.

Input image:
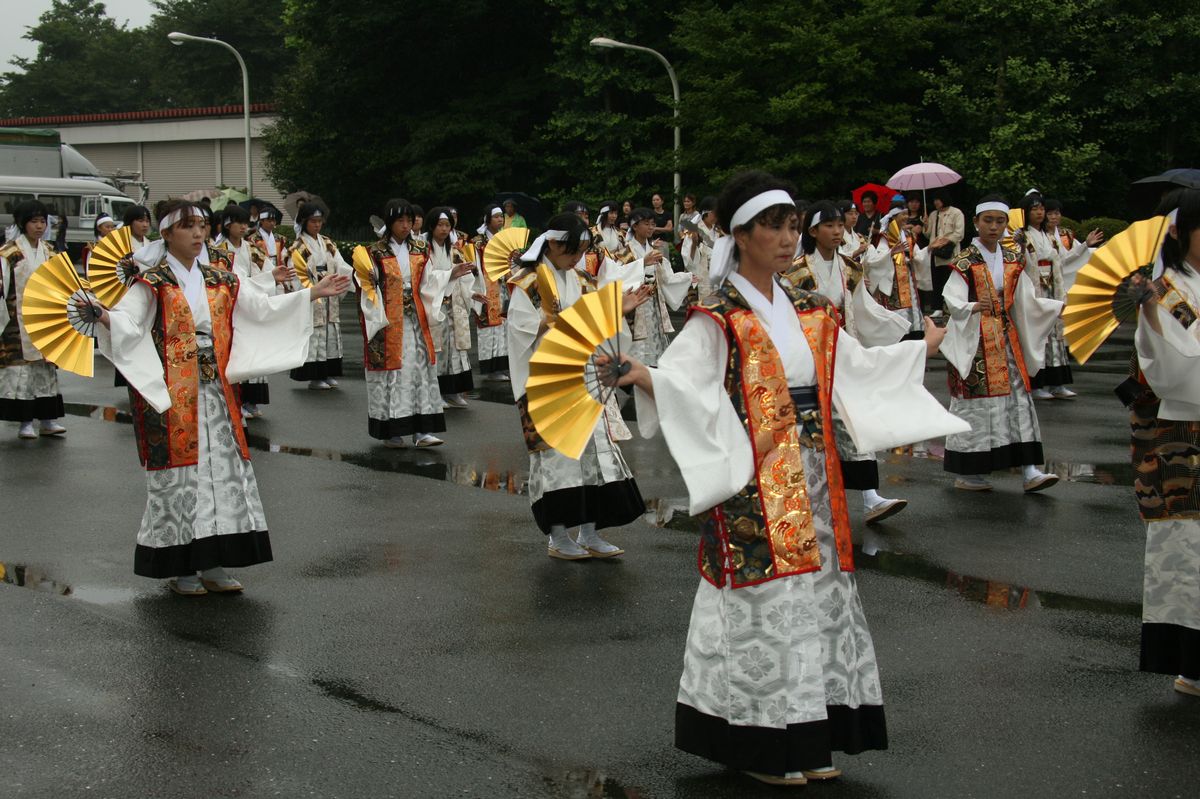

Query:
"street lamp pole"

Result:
[[590, 37, 681, 231], [168, 32, 252, 198]]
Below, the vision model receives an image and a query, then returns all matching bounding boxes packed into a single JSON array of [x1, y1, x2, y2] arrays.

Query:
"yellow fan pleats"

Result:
[[527, 280, 624, 459], [351, 245, 377, 304], [483, 227, 530, 281], [21, 253, 95, 377], [85, 226, 135, 307], [291, 249, 313, 288], [1064, 216, 1170, 364]]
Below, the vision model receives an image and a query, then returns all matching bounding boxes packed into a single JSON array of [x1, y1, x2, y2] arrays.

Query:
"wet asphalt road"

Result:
[[3, 324, 1200, 799]]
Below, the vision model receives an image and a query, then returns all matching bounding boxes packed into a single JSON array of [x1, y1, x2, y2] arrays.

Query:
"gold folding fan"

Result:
[[526, 280, 625, 459], [291, 248, 314, 289], [85, 226, 137, 307], [350, 245, 377, 304], [21, 253, 98, 377], [482, 227, 530, 281], [1063, 215, 1170, 364], [1007, 208, 1025, 232]]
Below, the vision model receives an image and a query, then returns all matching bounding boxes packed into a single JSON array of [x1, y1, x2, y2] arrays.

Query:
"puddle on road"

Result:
[[545, 769, 642, 798]]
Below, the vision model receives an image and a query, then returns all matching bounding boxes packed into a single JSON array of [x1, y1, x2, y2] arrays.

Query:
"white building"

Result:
[[0, 104, 290, 221]]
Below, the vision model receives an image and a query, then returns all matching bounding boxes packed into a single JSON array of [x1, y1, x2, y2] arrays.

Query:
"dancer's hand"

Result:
[[312, 274, 351, 299], [622, 284, 654, 315], [595, 352, 651, 393], [922, 316, 946, 357], [74, 295, 109, 327]]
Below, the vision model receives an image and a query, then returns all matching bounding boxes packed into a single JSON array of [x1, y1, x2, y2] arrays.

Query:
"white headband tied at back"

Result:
[[975, 201, 1010, 216], [158, 208, 206, 233], [710, 189, 796, 287], [1152, 208, 1180, 279], [519, 228, 591, 262]]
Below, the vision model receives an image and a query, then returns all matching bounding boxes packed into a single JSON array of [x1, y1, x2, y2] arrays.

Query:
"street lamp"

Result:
[[590, 36, 681, 232], [168, 32, 252, 198]]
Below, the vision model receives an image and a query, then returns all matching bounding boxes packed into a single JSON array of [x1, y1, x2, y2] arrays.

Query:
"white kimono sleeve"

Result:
[[849, 279, 909, 347], [96, 282, 171, 412], [634, 314, 754, 514], [505, 285, 541, 400], [597, 257, 642, 290], [939, 269, 980, 376], [912, 244, 933, 292], [864, 243, 896, 296], [357, 271, 388, 341], [1061, 239, 1092, 293], [234, 258, 278, 294], [1135, 303, 1200, 420], [1011, 270, 1064, 373], [226, 280, 315, 383], [656, 261, 694, 311], [421, 267, 453, 324], [833, 332, 969, 453]]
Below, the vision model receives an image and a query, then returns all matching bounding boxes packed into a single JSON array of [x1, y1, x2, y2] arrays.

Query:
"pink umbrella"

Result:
[[886, 162, 961, 191]]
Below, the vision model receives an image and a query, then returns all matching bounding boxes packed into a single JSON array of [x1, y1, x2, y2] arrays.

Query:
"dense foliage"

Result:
[[3, 0, 1196, 229]]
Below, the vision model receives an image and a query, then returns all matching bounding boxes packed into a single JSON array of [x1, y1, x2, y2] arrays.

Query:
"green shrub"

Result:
[[1058, 216, 1080, 233], [1077, 217, 1129, 239]]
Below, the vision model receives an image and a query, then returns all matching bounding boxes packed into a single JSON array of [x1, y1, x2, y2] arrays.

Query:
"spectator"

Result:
[[502, 199, 527, 229], [923, 190, 964, 312], [854, 190, 881, 238], [650, 192, 673, 242], [563, 200, 589, 225], [619, 200, 634, 232], [678, 193, 696, 242]]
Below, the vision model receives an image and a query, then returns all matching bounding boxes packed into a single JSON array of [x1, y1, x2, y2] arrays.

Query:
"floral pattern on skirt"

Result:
[[366, 309, 444, 433], [946, 345, 1041, 456], [1143, 519, 1200, 630]]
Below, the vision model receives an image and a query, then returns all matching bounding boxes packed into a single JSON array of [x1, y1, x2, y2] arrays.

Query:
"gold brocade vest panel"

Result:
[[508, 264, 597, 453], [130, 264, 249, 471], [472, 235, 505, 328], [782, 253, 863, 323], [689, 282, 854, 589], [1125, 274, 1200, 521], [0, 244, 26, 367], [206, 245, 233, 272], [250, 232, 288, 268], [875, 240, 914, 311], [363, 239, 436, 371], [946, 248, 1031, 399]]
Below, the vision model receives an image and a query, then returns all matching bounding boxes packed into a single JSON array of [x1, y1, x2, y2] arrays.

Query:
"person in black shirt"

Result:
[[854, 190, 881, 238], [650, 192, 673, 243]]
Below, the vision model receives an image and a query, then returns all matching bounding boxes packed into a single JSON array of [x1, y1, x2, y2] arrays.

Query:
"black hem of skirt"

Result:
[[478, 356, 509, 374], [0, 394, 65, 423], [675, 702, 888, 775], [368, 413, 447, 439], [239, 382, 270, 404], [438, 370, 475, 394], [531, 480, 646, 534], [900, 330, 925, 341], [944, 441, 1044, 475], [289, 358, 343, 381], [114, 370, 128, 387], [134, 529, 273, 578], [1141, 623, 1200, 678], [1031, 364, 1074, 389], [840, 459, 878, 491]]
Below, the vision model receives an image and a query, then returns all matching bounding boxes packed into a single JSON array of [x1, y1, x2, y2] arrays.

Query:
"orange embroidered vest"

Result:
[[472, 234, 504, 328], [946, 245, 1030, 399], [362, 238, 436, 371], [129, 263, 250, 470], [689, 281, 854, 588]]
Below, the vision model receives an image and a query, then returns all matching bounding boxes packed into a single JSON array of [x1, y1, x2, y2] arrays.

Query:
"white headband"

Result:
[[158, 208, 206, 233], [1152, 208, 1179, 280], [599, 204, 613, 215], [711, 189, 797, 287], [309, 210, 324, 219], [519, 228, 591, 262], [490, 207, 502, 217], [259, 211, 273, 220], [437, 212, 450, 222], [808, 211, 825, 228], [975, 201, 1010, 216], [96, 215, 115, 227]]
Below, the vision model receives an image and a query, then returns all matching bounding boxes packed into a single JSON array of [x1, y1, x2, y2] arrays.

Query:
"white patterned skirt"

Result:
[[675, 446, 887, 775], [437, 301, 474, 394], [291, 301, 343, 381], [477, 321, 509, 374], [527, 412, 644, 533], [944, 345, 1043, 474], [631, 302, 672, 368], [0, 360, 64, 422], [133, 381, 271, 578], [1141, 519, 1200, 677], [831, 412, 877, 491], [1031, 324, 1073, 389], [366, 310, 446, 439]]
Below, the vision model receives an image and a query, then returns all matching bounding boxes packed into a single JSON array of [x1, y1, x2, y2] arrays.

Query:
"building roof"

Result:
[[0, 104, 277, 128]]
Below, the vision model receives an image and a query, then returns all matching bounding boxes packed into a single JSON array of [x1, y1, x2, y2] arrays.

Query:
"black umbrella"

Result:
[[1131, 168, 1200, 218], [493, 191, 547, 229]]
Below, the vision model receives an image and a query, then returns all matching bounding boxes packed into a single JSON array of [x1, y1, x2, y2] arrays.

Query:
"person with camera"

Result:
[[924, 191, 965, 313]]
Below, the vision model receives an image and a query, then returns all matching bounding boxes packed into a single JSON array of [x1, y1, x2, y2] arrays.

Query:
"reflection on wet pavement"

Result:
[[548, 769, 642, 798]]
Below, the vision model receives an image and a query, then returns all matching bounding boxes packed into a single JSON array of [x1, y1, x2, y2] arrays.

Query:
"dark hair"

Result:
[[425, 205, 455, 252], [698, 195, 717, 214], [905, 196, 926, 217], [156, 199, 205, 233], [258, 204, 282, 224], [530, 212, 589, 261], [122, 205, 152, 225], [563, 200, 589, 217], [973, 193, 1009, 219], [1018, 191, 1045, 231], [597, 200, 619, 228], [837, 199, 857, 215], [930, 188, 953, 207], [860, 190, 879, 205], [716, 170, 797, 235], [221, 204, 250, 229], [1160, 188, 1200, 276], [14, 199, 49, 230], [502, 198, 517, 211], [800, 201, 844, 255], [93, 215, 116, 237], [1042, 197, 1064, 213], [628, 206, 655, 226], [483, 203, 504, 228], [683, 193, 697, 204], [412, 204, 425, 218]]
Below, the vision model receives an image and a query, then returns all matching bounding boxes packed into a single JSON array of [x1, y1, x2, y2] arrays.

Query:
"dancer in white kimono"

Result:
[[506, 212, 653, 559], [940, 195, 1063, 492], [1015, 192, 1078, 399], [604, 171, 965, 785], [427, 207, 477, 408], [471, 205, 509, 381], [838, 201, 870, 264], [358, 200, 470, 448], [0, 200, 67, 439], [864, 207, 929, 339], [288, 200, 352, 390], [783, 200, 949, 524], [84, 199, 349, 595], [624, 207, 693, 367], [1125, 189, 1200, 695]]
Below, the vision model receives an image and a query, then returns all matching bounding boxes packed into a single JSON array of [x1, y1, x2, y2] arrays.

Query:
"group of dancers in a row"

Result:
[[2, 171, 1196, 787]]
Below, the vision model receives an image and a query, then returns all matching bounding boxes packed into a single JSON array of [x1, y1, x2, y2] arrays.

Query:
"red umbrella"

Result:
[[852, 183, 897, 212]]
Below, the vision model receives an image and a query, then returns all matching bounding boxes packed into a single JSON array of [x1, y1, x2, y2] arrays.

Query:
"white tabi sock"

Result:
[[861, 488, 882, 509], [1022, 464, 1042, 480], [549, 524, 573, 549]]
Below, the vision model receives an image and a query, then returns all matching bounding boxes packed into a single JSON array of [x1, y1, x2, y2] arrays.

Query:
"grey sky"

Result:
[[1, 0, 157, 69]]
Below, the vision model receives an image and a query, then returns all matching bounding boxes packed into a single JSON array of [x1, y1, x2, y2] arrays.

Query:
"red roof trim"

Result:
[[0, 103, 277, 127]]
